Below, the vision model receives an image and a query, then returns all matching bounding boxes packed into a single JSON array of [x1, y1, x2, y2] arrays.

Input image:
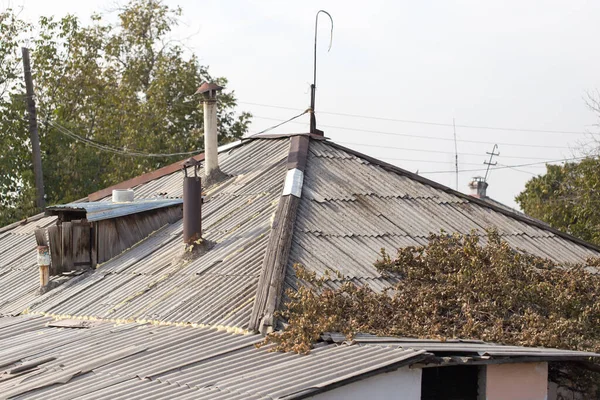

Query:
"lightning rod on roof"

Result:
[[310, 10, 333, 135]]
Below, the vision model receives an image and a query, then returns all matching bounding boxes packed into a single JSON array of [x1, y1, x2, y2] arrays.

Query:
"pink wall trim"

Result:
[[485, 362, 548, 400]]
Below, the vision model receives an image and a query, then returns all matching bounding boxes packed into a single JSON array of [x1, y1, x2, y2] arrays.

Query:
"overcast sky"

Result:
[[8, 0, 600, 209]]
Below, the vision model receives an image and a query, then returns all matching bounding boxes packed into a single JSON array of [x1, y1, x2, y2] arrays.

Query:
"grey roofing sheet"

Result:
[[0, 315, 426, 400], [286, 140, 600, 289], [2, 136, 600, 336], [46, 199, 183, 222], [322, 333, 600, 358], [24, 138, 290, 329]]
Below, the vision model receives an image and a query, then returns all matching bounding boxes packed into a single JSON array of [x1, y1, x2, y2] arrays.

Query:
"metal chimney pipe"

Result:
[[182, 159, 202, 245], [195, 82, 225, 185], [468, 177, 489, 199]]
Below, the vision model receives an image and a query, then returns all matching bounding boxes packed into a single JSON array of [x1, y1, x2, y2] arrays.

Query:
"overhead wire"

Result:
[[46, 120, 202, 158], [418, 156, 588, 175], [240, 101, 592, 135], [245, 109, 309, 138], [337, 141, 563, 161], [42, 109, 308, 158], [251, 115, 585, 150]]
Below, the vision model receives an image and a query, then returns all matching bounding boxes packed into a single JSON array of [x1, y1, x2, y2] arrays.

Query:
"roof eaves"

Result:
[[325, 140, 600, 254], [279, 350, 431, 400]]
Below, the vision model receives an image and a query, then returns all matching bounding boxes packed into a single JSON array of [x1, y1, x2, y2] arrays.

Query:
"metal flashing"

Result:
[[282, 168, 304, 198]]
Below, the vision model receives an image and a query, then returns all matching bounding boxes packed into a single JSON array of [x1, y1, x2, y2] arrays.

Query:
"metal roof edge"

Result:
[[280, 351, 431, 400], [87, 141, 246, 202], [324, 140, 600, 254], [0, 212, 46, 234]]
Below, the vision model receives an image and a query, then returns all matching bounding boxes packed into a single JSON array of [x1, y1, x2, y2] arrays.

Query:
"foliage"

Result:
[[515, 158, 600, 246], [0, 1, 251, 226], [263, 230, 600, 355]]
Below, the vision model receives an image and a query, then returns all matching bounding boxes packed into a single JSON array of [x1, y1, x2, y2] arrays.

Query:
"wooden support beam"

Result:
[[47, 225, 62, 275], [62, 221, 73, 274], [249, 135, 310, 333], [34, 228, 47, 247], [35, 228, 50, 288]]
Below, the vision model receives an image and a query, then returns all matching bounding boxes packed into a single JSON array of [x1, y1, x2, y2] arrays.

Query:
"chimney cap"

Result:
[[182, 157, 200, 168], [182, 157, 201, 177], [195, 82, 223, 95]]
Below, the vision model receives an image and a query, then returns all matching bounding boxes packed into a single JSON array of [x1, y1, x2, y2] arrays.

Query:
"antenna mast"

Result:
[[310, 10, 333, 135], [453, 118, 458, 190]]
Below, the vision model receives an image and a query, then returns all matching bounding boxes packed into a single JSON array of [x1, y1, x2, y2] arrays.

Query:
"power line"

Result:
[[337, 141, 561, 161], [45, 109, 307, 157], [418, 156, 588, 175], [497, 164, 540, 177], [246, 109, 309, 138], [252, 115, 582, 149], [46, 120, 203, 158], [241, 101, 591, 135], [379, 157, 486, 166]]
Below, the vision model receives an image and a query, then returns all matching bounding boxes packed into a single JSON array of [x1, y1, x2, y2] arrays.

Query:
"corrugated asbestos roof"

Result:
[[0, 316, 592, 400], [0, 216, 60, 316], [0, 316, 597, 399], [46, 199, 183, 222], [24, 139, 289, 329], [0, 315, 429, 399], [0, 139, 289, 330], [286, 140, 600, 291], [2, 136, 600, 398], [2, 137, 600, 321]]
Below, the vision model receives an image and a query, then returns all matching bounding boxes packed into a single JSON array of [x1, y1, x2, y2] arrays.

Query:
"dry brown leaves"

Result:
[[261, 230, 600, 355]]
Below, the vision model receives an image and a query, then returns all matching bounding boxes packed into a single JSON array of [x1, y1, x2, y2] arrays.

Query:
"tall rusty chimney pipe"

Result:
[[182, 158, 202, 244], [196, 82, 225, 186]]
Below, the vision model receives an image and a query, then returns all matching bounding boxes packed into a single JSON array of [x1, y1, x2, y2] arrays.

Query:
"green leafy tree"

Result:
[[0, 1, 251, 226], [515, 158, 600, 245]]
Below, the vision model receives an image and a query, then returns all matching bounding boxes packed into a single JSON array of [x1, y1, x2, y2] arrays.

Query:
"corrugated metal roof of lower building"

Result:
[[286, 140, 600, 288], [322, 332, 600, 358], [0, 315, 426, 400], [24, 138, 290, 329]]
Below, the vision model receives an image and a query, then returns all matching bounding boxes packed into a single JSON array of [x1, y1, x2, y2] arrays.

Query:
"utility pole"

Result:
[[483, 144, 500, 183], [21, 47, 45, 210]]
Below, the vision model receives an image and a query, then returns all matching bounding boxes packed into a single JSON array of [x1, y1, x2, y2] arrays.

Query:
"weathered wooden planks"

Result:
[[47, 224, 62, 275]]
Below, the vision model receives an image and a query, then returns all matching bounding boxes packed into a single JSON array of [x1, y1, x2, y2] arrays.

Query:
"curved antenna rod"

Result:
[[310, 10, 333, 134]]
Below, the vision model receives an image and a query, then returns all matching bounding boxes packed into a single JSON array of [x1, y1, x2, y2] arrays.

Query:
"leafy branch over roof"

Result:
[[263, 230, 600, 355]]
